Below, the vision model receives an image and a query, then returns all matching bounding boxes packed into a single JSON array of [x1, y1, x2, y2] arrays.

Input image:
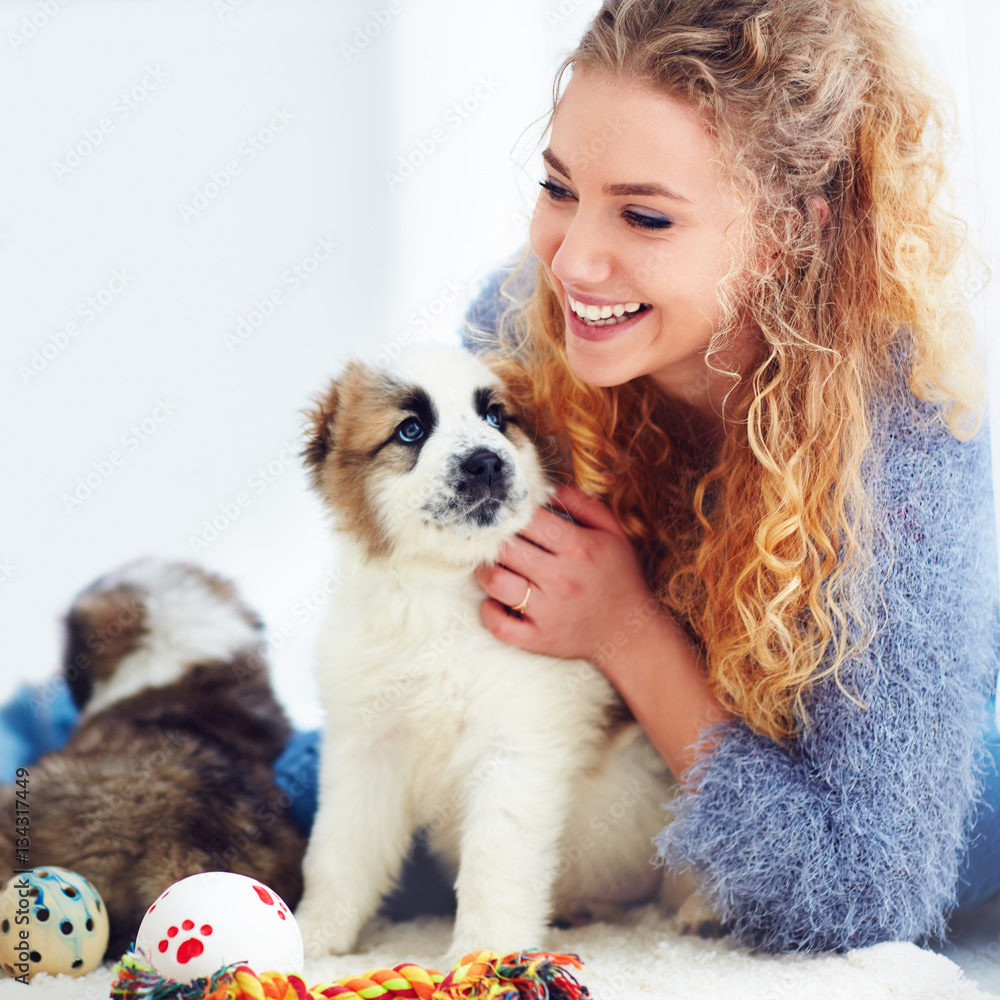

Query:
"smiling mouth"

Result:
[[567, 294, 653, 327]]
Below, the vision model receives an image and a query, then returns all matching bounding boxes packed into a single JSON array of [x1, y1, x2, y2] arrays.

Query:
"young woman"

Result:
[[3, 0, 996, 959], [462, 0, 1000, 954]]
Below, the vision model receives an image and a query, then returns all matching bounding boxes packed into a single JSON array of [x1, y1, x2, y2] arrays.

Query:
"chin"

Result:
[[564, 339, 637, 388]]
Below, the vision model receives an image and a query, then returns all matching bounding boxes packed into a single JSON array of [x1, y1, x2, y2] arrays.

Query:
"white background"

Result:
[[0, 0, 997, 729]]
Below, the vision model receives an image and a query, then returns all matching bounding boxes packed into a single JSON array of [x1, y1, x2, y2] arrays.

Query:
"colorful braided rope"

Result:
[[110, 948, 590, 999]]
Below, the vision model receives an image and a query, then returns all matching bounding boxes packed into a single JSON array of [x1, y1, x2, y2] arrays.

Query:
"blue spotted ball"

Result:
[[0, 867, 109, 980]]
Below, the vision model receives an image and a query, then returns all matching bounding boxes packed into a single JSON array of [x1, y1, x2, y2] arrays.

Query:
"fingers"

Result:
[[547, 483, 628, 539], [475, 562, 535, 612], [480, 597, 547, 653], [513, 499, 590, 557], [481, 486, 628, 588]]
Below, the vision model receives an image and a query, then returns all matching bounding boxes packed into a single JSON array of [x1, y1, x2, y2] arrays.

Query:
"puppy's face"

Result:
[[304, 346, 552, 568]]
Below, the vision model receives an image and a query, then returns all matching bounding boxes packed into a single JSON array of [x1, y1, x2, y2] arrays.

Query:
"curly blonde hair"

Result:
[[477, 0, 986, 742]]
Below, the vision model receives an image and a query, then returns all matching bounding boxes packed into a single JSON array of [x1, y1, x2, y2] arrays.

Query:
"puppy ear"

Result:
[[302, 378, 342, 480], [62, 584, 147, 710]]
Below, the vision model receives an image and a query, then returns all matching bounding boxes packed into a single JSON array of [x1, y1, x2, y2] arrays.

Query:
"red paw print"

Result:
[[157, 918, 214, 964], [252, 883, 290, 921]]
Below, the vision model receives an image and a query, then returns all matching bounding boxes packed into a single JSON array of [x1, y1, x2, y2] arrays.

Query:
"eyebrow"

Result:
[[542, 148, 692, 205]]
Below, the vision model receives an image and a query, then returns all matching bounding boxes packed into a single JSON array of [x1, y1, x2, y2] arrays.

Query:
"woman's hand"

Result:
[[475, 483, 659, 670], [475, 482, 732, 780]]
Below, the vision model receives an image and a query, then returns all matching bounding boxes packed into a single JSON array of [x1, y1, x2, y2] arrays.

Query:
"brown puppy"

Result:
[[0, 560, 306, 964]]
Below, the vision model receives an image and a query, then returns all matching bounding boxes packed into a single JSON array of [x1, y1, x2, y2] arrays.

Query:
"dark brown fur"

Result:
[[61, 583, 148, 708], [0, 568, 306, 962]]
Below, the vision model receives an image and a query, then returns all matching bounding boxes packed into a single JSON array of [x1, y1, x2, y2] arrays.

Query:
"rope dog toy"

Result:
[[109, 948, 591, 999]]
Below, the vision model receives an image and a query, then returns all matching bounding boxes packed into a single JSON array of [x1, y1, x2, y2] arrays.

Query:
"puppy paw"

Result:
[[677, 915, 730, 939], [295, 897, 361, 957], [670, 891, 728, 939], [549, 899, 626, 929]]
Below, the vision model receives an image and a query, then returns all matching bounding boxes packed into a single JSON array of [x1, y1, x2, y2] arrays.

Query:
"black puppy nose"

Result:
[[463, 449, 503, 484]]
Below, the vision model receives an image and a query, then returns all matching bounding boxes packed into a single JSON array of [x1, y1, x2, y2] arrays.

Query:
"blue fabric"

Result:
[[0, 678, 79, 774], [457, 256, 1000, 952], [273, 728, 320, 837]]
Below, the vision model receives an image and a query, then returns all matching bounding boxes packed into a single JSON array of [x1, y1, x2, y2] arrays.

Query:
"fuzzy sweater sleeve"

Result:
[[655, 385, 1000, 952]]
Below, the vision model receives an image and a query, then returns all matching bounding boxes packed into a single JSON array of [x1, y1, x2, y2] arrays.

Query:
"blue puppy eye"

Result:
[[485, 404, 505, 430], [396, 418, 424, 444]]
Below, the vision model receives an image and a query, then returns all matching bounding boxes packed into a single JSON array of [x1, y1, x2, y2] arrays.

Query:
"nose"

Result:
[[463, 449, 503, 485], [546, 208, 614, 290]]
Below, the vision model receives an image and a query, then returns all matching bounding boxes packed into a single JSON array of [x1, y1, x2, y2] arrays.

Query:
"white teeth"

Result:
[[567, 294, 649, 326]]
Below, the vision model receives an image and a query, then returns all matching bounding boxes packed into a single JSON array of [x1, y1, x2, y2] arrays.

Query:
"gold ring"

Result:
[[510, 583, 531, 614]]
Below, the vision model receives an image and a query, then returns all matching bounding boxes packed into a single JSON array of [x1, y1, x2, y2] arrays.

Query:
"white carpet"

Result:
[[6, 905, 993, 999]]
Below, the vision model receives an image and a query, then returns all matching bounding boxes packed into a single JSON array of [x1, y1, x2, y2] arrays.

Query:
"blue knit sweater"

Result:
[[460, 257, 1000, 953]]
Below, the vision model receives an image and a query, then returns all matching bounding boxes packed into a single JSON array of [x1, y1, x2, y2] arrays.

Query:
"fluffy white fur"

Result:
[[81, 559, 261, 717], [295, 346, 687, 964]]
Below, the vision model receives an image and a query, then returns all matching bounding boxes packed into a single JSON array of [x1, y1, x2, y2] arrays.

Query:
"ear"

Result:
[[302, 378, 342, 482], [62, 585, 147, 709], [807, 193, 830, 231]]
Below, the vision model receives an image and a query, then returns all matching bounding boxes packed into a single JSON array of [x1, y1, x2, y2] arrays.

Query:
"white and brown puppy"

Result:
[[295, 345, 691, 963], [0, 559, 306, 963]]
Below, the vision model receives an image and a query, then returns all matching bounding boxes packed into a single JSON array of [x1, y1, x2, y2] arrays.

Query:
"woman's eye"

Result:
[[396, 418, 424, 444], [623, 208, 673, 231], [539, 178, 574, 201], [541, 178, 672, 232], [485, 404, 505, 430]]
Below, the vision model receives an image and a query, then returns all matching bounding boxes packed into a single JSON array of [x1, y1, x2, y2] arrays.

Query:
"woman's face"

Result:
[[529, 68, 757, 410]]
